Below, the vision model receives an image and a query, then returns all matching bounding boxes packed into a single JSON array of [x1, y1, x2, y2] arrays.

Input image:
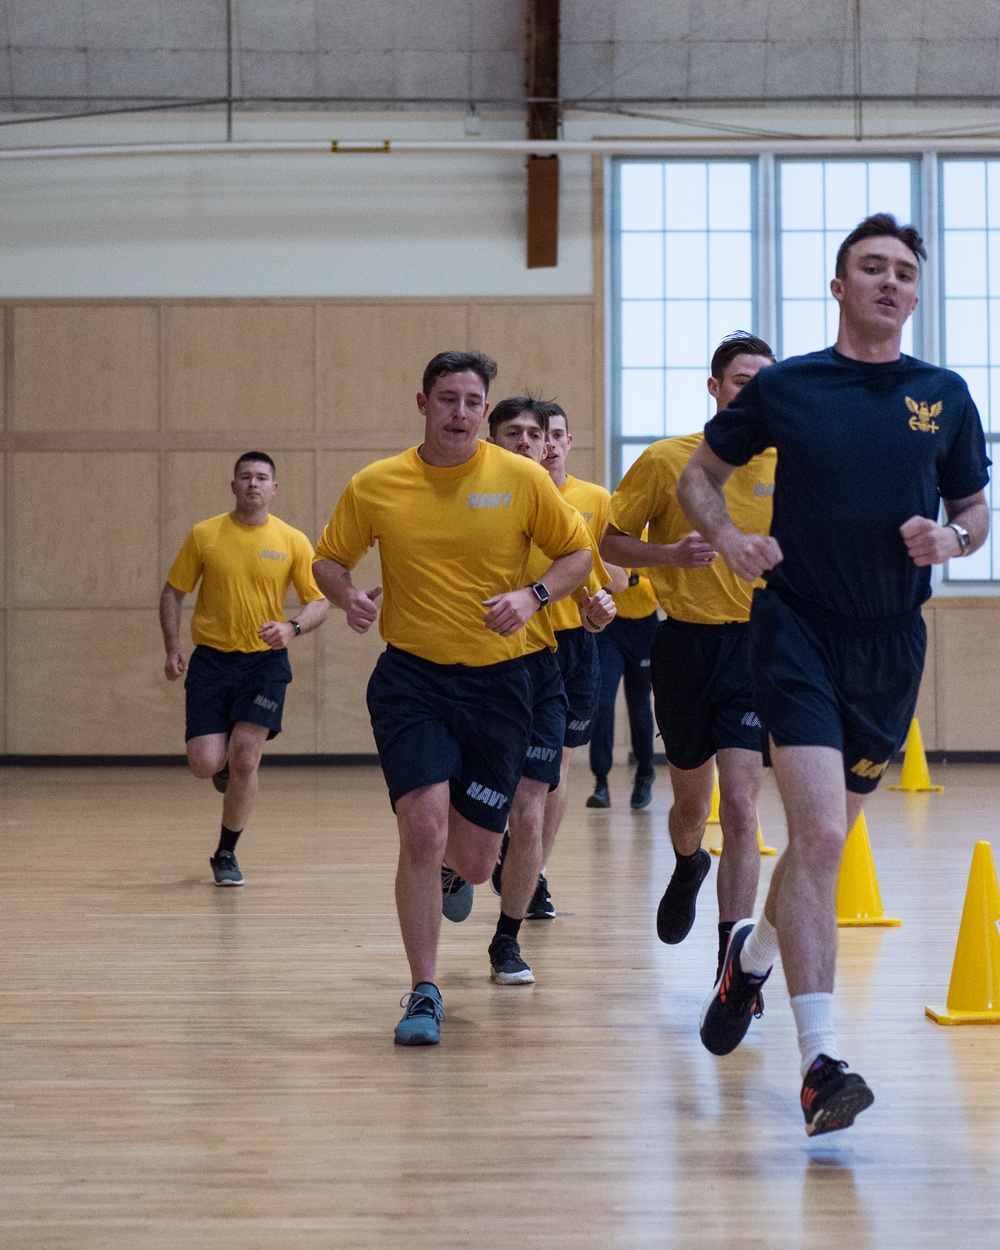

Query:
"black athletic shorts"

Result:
[[522, 648, 568, 788], [184, 644, 292, 742], [366, 644, 533, 834], [554, 626, 600, 748], [749, 587, 926, 795], [650, 616, 761, 771]]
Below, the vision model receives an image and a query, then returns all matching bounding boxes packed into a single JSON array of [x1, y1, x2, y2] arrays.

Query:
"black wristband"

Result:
[[290, 619, 301, 636]]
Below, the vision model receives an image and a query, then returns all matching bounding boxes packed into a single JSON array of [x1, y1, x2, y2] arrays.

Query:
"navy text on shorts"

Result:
[[522, 648, 568, 789], [554, 626, 600, 748], [185, 644, 292, 742], [366, 644, 533, 834], [749, 587, 926, 795]]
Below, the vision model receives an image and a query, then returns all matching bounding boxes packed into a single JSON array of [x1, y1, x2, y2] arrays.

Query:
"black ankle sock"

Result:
[[718, 921, 736, 969], [635, 765, 654, 779], [495, 911, 522, 940], [594, 774, 608, 789], [217, 825, 242, 855], [673, 847, 704, 878]]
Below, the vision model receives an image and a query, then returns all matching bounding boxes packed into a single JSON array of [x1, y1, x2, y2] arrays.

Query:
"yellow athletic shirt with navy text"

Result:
[[168, 512, 325, 653], [609, 434, 776, 626], [523, 474, 612, 647], [314, 442, 591, 666]]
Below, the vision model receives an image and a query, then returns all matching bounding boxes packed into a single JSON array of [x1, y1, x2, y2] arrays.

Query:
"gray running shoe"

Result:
[[441, 867, 474, 922], [211, 764, 229, 794], [209, 849, 243, 886], [394, 982, 445, 1045], [489, 934, 535, 985]]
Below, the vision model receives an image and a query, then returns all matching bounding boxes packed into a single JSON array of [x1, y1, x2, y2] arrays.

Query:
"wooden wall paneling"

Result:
[[165, 305, 316, 432], [934, 604, 1000, 750], [0, 305, 7, 430], [163, 451, 318, 583], [914, 605, 937, 749], [0, 609, 5, 754], [316, 303, 469, 441], [8, 609, 178, 754], [12, 452, 159, 608], [12, 304, 159, 432], [315, 450, 387, 754], [468, 300, 597, 445]]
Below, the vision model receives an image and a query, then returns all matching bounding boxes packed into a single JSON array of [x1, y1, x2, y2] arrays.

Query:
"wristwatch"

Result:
[[290, 619, 302, 636], [947, 523, 972, 555], [528, 582, 550, 607]]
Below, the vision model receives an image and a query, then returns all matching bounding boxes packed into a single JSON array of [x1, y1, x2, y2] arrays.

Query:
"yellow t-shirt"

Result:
[[314, 441, 591, 667], [168, 512, 324, 653], [609, 433, 776, 626], [524, 475, 613, 644], [614, 572, 659, 620]]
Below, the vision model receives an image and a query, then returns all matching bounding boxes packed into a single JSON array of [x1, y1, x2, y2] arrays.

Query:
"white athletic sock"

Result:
[[791, 992, 841, 1077], [740, 913, 779, 976]]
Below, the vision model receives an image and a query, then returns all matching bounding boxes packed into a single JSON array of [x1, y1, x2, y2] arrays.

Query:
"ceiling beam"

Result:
[[525, 0, 560, 269]]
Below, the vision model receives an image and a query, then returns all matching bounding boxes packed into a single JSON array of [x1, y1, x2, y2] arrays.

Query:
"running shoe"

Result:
[[656, 847, 711, 944], [209, 849, 243, 886], [801, 1055, 874, 1136], [630, 768, 655, 810], [525, 872, 555, 919], [394, 982, 446, 1045], [490, 830, 509, 896], [441, 867, 474, 922], [699, 919, 770, 1055], [586, 780, 611, 809], [488, 934, 535, 985]]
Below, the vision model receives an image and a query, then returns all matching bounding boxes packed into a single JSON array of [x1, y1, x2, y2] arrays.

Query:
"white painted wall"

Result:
[[0, 113, 594, 298]]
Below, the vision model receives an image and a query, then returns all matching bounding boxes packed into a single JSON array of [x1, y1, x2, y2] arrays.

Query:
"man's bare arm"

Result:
[[600, 524, 718, 570], [900, 491, 990, 567], [257, 595, 331, 650], [483, 547, 593, 637], [159, 582, 187, 681], [313, 558, 382, 634], [676, 440, 783, 582]]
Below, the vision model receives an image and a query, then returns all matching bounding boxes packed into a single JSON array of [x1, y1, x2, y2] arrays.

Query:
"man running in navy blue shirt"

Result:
[[678, 213, 990, 1136]]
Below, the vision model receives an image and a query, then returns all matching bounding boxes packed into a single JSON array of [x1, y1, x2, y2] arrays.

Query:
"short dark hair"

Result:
[[710, 332, 775, 380], [234, 451, 276, 477], [835, 212, 926, 278], [542, 400, 568, 431], [422, 351, 498, 398], [488, 395, 551, 438]]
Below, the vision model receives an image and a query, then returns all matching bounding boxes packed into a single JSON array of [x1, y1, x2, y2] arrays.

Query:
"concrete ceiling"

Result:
[[0, 1, 997, 118]]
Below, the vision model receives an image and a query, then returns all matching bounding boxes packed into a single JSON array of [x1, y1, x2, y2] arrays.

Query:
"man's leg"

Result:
[[655, 759, 714, 943], [587, 635, 623, 806], [490, 776, 548, 984], [394, 782, 452, 989], [531, 746, 573, 917], [714, 746, 765, 972], [186, 733, 228, 779], [221, 721, 269, 834]]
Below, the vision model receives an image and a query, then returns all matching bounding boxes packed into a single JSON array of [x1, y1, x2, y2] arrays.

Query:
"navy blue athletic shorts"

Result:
[[650, 616, 761, 771], [522, 648, 568, 788], [749, 587, 926, 795], [554, 626, 600, 748], [366, 644, 533, 834], [184, 644, 292, 742]]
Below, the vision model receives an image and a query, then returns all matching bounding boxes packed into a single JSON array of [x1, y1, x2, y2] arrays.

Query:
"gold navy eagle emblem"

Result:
[[905, 396, 942, 433]]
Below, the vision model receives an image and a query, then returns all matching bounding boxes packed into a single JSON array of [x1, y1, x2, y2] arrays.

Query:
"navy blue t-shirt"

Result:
[[703, 347, 991, 619]]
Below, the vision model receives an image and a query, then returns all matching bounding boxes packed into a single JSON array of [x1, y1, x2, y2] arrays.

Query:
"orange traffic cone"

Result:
[[926, 841, 1000, 1025], [888, 718, 943, 792], [709, 822, 776, 857], [836, 812, 901, 927]]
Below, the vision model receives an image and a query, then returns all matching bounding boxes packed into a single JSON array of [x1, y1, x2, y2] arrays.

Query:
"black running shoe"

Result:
[[586, 780, 611, 809], [656, 848, 711, 944], [630, 768, 655, 810], [212, 764, 229, 794], [699, 919, 770, 1055], [441, 867, 474, 922], [490, 830, 509, 896], [801, 1055, 874, 1136], [488, 934, 535, 985], [209, 848, 243, 886], [525, 873, 555, 919]]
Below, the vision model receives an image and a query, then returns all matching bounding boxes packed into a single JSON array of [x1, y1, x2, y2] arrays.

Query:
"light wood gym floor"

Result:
[[1, 761, 998, 1249]]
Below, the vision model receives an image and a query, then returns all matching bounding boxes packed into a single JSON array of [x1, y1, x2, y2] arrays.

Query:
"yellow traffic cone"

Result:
[[836, 812, 901, 927], [926, 841, 1000, 1024], [709, 821, 776, 857], [707, 767, 721, 824], [888, 718, 943, 792]]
